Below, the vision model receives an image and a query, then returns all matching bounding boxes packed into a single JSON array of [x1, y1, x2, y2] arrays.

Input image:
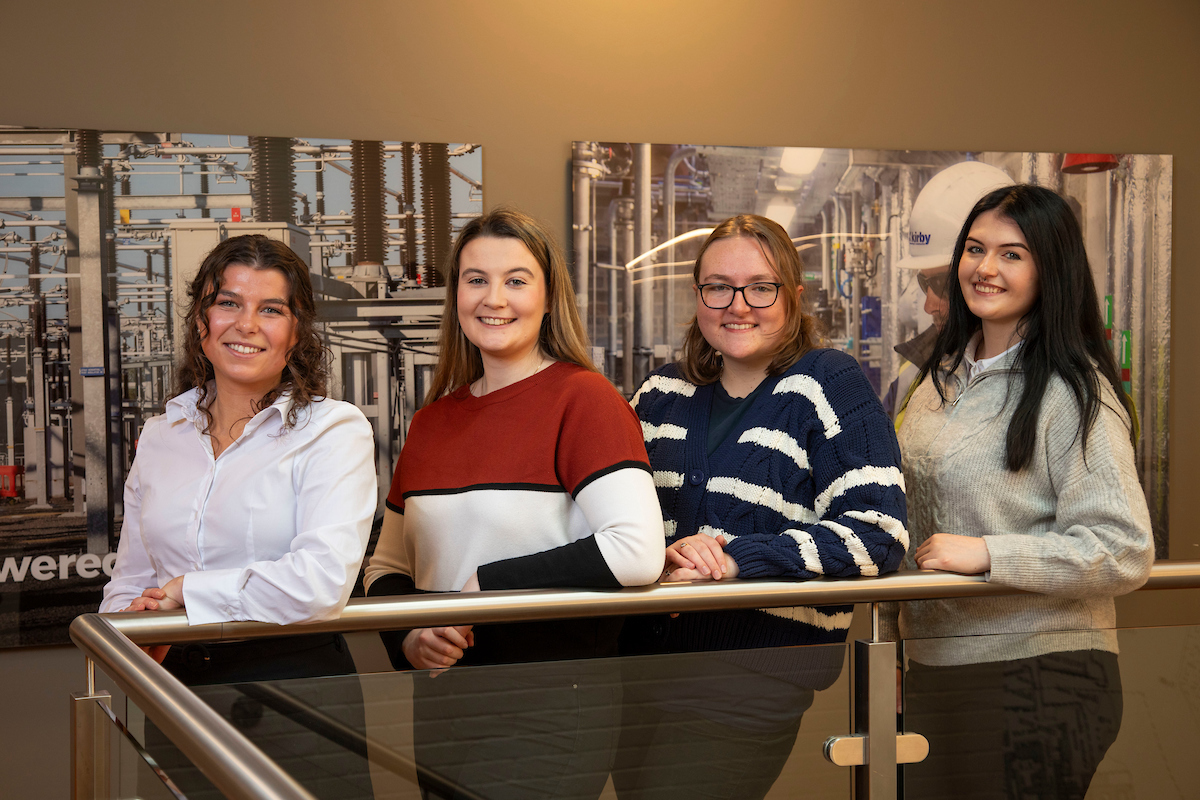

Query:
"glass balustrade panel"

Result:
[[113, 640, 853, 800], [898, 625, 1200, 800], [88, 696, 184, 799]]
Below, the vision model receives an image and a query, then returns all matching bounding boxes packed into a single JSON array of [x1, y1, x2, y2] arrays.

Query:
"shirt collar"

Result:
[[165, 384, 297, 428], [165, 387, 204, 424]]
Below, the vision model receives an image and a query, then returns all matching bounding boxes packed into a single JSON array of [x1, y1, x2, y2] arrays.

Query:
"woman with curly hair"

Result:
[[102, 234, 377, 681]]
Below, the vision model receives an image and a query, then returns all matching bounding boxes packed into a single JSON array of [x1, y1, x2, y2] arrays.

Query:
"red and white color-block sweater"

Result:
[[365, 362, 665, 666]]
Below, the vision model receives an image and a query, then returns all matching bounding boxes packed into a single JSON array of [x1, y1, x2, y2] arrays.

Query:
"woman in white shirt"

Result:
[[101, 233, 377, 681], [101, 235, 377, 799]]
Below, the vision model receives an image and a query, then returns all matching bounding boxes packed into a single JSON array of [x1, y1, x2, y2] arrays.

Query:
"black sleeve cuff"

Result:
[[366, 573, 419, 671], [477, 535, 621, 591], [367, 572, 417, 597]]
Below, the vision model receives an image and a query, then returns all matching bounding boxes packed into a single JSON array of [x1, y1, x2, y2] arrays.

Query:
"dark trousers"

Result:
[[902, 649, 1123, 800], [411, 659, 622, 800], [612, 701, 806, 800], [143, 633, 373, 800], [611, 651, 818, 800]]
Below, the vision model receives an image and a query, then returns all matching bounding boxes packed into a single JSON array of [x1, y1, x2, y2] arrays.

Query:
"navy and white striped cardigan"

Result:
[[631, 348, 909, 648]]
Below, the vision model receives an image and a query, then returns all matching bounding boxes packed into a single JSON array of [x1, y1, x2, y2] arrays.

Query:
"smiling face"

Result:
[[456, 235, 547, 368], [200, 264, 299, 398], [957, 208, 1040, 354], [694, 236, 791, 378]]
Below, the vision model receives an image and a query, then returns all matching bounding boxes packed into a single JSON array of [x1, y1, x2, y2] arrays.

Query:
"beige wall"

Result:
[[2, 1, 1198, 797], [5, 0, 1197, 554]]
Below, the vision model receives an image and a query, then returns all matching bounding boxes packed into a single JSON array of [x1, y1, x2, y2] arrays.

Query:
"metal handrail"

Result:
[[69, 561, 1200, 800], [70, 614, 316, 800], [86, 560, 1200, 646]]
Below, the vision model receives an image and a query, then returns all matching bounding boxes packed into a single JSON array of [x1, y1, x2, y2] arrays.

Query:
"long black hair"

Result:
[[916, 184, 1131, 472]]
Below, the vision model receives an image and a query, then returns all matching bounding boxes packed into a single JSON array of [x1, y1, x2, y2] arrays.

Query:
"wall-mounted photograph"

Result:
[[0, 126, 482, 646], [571, 142, 1170, 551]]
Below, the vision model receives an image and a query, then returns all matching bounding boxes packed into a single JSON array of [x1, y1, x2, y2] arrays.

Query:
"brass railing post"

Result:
[[71, 689, 112, 800], [853, 638, 898, 798]]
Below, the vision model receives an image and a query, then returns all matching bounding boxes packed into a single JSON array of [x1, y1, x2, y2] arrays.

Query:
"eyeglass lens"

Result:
[[917, 273, 947, 298], [700, 283, 780, 309]]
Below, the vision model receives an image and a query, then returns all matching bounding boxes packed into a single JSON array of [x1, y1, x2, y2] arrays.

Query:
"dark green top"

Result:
[[707, 379, 767, 455]]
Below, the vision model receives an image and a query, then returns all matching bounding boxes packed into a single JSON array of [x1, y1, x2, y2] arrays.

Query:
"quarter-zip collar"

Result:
[[944, 333, 1022, 405], [963, 332, 1022, 382]]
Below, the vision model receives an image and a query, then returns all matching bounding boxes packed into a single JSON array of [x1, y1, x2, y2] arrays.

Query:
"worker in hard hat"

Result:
[[883, 161, 1014, 424]]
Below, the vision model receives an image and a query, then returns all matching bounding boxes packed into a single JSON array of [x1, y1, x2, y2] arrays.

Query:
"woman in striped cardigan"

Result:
[[613, 214, 908, 800]]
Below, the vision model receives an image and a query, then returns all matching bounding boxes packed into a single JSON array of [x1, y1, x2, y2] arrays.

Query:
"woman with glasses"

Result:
[[891, 185, 1153, 799], [613, 214, 907, 800]]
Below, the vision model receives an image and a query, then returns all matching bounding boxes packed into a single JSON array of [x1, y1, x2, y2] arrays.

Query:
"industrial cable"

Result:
[[865, 252, 882, 280]]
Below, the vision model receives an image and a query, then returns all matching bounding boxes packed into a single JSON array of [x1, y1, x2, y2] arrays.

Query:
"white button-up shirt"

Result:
[[101, 388, 378, 626]]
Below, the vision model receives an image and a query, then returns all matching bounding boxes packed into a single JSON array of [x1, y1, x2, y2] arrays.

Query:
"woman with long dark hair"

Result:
[[365, 207, 664, 800], [893, 185, 1154, 799]]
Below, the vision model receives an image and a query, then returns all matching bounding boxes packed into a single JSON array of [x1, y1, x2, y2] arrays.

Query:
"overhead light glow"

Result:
[[624, 227, 715, 271], [764, 200, 797, 230], [779, 147, 824, 176]]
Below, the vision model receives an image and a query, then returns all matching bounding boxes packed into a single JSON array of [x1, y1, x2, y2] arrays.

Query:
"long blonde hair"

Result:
[[678, 214, 821, 385], [425, 207, 596, 404]]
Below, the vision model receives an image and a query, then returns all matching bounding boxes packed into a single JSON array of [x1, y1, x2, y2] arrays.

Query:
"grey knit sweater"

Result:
[[888, 348, 1154, 666]]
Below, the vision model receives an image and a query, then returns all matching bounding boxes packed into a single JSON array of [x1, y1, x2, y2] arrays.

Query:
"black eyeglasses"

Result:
[[697, 282, 783, 309], [916, 272, 949, 299]]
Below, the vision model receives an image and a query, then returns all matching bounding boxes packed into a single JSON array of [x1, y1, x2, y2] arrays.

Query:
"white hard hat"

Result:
[[897, 161, 1014, 270]]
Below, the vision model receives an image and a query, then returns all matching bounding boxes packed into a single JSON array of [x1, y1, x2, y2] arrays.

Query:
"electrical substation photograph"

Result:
[[0, 128, 482, 646]]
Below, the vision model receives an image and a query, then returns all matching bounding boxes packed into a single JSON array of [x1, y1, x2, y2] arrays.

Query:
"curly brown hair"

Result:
[[678, 214, 821, 384], [173, 234, 328, 431]]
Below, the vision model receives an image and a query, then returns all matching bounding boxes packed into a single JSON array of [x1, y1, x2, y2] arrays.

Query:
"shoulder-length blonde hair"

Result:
[[425, 207, 596, 404], [678, 214, 820, 385]]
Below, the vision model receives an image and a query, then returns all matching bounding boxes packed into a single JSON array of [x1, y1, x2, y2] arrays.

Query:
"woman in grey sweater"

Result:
[[892, 184, 1154, 799]]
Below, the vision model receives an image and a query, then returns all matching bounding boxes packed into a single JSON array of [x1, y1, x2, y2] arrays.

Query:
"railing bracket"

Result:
[[823, 732, 930, 767]]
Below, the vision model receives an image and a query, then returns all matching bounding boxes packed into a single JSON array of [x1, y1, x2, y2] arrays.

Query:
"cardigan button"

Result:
[[688, 470, 704, 486]]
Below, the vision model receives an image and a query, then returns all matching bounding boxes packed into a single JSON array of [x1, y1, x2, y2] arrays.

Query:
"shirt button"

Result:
[[689, 470, 705, 486]]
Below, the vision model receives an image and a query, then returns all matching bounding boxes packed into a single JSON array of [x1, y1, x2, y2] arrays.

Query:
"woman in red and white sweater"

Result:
[[365, 208, 664, 800]]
